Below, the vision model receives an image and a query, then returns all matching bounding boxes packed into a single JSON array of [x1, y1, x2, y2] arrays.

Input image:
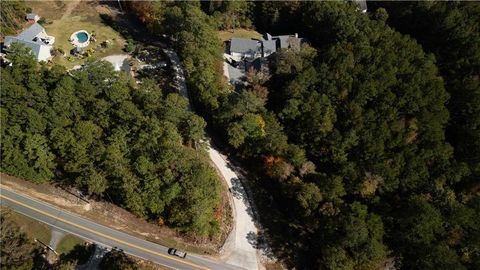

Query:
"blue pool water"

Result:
[[76, 32, 88, 43]]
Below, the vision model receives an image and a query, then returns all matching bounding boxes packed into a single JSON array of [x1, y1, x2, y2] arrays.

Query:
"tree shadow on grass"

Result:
[[60, 243, 95, 265]]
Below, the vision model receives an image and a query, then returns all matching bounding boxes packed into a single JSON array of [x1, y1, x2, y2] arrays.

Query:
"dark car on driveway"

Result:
[[168, 248, 187, 258]]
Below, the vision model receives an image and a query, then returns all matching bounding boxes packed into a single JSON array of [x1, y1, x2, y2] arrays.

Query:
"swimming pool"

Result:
[[76, 32, 89, 43], [70, 30, 90, 48]]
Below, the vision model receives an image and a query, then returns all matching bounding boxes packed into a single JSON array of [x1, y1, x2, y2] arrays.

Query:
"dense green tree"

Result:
[[0, 210, 37, 270], [1, 46, 222, 237], [112, 1, 480, 268], [0, 0, 28, 36], [182, 114, 206, 146], [100, 250, 139, 270], [201, 0, 254, 30], [372, 1, 480, 188]]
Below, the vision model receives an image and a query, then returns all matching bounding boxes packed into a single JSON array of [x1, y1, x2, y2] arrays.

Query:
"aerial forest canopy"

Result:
[[259, 2, 479, 269], [1, 0, 479, 269], [0, 44, 221, 237], [0, 0, 29, 36], [128, 1, 480, 269], [370, 0, 480, 193]]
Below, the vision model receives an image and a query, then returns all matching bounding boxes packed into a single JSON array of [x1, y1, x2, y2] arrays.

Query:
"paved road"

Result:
[[0, 187, 244, 270]]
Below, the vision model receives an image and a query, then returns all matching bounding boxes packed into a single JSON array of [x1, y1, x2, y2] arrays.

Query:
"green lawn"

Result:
[[8, 211, 51, 244], [56, 234, 86, 255], [28, 0, 126, 68], [218, 29, 262, 42]]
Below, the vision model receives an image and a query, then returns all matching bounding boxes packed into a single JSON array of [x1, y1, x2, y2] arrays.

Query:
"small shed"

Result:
[[26, 13, 40, 22]]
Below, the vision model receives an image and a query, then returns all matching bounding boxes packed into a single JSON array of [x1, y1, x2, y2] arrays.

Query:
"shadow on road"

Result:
[[246, 231, 275, 259]]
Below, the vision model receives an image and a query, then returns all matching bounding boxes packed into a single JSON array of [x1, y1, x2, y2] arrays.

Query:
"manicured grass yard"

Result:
[[218, 29, 262, 42], [27, 1, 126, 68], [7, 210, 51, 244], [56, 234, 86, 254]]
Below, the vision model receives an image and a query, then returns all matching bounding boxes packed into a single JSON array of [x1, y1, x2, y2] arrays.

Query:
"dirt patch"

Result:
[[0, 173, 229, 256], [26, 0, 65, 21], [60, 0, 81, 20], [95, 5, 112, 15], [135, 257, 171, 270]]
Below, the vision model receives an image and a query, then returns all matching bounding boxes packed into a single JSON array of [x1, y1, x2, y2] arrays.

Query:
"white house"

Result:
[[4, 23, 55, 62]]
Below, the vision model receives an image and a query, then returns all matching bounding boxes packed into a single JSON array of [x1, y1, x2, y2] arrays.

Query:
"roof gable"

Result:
[[17, 23, 44, 41], [230, 38, 261, 55], [262, 40, 276, 55], [4, 36, 43, 60]]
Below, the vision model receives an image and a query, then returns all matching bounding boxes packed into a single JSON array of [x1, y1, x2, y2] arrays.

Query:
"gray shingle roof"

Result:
[[4, 36, 42, 58], [17, 23, 44, 40], [262, 33, 302, 50], [262, 40, 276, 56], [4, 23, 49, 60], [230, 38, 261, 56], [272, 35, 298, 49]]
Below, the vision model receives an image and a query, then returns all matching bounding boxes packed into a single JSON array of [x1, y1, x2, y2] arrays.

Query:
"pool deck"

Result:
[[70, 30, 90, 48]]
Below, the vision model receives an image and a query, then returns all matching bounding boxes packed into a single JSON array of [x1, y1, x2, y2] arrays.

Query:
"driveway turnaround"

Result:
[[0, 187, 244, 270]]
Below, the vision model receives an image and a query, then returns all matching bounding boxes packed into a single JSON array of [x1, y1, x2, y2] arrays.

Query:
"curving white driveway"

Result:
[[207, 146, 260, 270], [164, 49, 260, 270]]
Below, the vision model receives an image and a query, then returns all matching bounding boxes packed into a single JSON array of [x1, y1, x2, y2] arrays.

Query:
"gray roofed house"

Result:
[[4, 23, 55, 62], [229, 38, 262, 60], [264, 33, 302, 51], [275, 35, 291, 49], [224, 32, 303, 87], [262, 40, 276, 57]]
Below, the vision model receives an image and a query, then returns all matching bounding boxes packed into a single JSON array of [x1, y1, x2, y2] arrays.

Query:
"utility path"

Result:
[[60, 0, 81, 21]]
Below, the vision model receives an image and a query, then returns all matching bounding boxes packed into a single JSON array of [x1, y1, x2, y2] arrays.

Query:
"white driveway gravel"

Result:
[[165, 49, 261, 270]]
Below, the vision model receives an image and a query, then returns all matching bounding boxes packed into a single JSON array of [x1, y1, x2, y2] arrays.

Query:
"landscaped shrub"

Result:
[[37, 17, 46, 25], [124, 38, 134, 53], [100, 13, 117, 29]]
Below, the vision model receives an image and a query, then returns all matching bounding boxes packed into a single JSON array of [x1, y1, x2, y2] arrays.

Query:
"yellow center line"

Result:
[[0, 193, 210, 270]]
